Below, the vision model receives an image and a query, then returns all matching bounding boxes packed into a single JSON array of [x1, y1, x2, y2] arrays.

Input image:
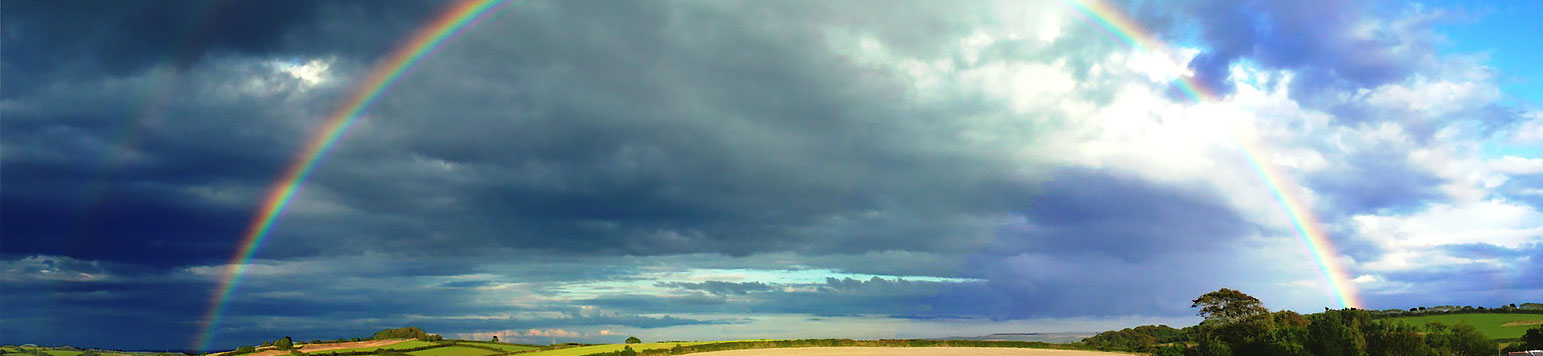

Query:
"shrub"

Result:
[[373, 327, 431, 340]]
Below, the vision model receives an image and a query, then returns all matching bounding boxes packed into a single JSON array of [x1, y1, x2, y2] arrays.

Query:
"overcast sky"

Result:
[[4, 0, 1541, 351]]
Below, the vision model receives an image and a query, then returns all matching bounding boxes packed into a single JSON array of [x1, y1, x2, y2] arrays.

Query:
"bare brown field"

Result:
[[220, 339, 415, 356], [687, 347, 1134, 356], [1499, 319, 1543, 327], [296, 339, 414, 352]]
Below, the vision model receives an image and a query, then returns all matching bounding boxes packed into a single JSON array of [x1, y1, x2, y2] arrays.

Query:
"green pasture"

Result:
[[404, 346, 497, 356], [1386, 313, 1543, 339], [444, 343, 537, 353]]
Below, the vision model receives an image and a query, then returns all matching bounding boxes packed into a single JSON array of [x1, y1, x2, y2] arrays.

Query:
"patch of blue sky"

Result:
[[1481, 140, 1543, 159], [1426, 1, 1543, 106]]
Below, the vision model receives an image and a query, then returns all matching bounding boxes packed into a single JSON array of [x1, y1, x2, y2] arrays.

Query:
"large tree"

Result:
[[1525, 327, 1543, 350], [1191, 288, 1269, 324]]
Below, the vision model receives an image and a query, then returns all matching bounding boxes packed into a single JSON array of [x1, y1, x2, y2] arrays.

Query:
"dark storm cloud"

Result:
[[0, 0, 437, 91], [917, 168, 1270, 318], [4, 0, 1473, 351], [1303, 144, 1445, 216], [1179, 0, 1433, 98], [0, 56, 352, 268], [0, 182, 251, 268], [258, 0, 1040, 259], [602, 168, 1275, 320], [2, 257, 217, 350], [0, 253, 721, 350], [984, 168, 1255, 261]]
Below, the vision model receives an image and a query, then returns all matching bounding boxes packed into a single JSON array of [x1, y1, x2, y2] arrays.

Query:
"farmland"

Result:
[[304, 340, 441, 354], [519, 342, 715, 356], [684, 347, 1130, 356], [405, 346, 500, 356], [440, 343, 537, 353], [1385, 313, 1543, 340]]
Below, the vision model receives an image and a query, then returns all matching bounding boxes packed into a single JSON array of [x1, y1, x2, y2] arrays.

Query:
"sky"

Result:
[[3, 0, 1541, 351]]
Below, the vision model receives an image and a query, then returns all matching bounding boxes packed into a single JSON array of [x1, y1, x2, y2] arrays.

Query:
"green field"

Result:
[[519, 342, 715, 356], [405, 346, 499, 356], [446, 342, 538, 353], [1386, 313, 1543, 339], [42, 350, 85, 356], [307, 340, 441, 354]]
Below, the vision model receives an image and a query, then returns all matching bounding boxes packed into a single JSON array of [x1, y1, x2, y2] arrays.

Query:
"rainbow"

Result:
[[1062, 0, 1363, 309], [192, 0, 512, 350]]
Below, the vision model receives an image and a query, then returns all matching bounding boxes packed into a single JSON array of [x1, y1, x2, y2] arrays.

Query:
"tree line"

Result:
[[1367, 303, 1543, 318], [1082, 288, 1539, 356]]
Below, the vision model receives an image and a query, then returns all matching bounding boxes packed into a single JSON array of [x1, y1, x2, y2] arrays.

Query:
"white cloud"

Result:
[[1492, 156, 1543, 175], [1365, 75, 1497, 118], [0, 255, 110, 283], [1354, 199, 1543, 249], [1353, 199, 1543, 273], [270, 58, 333, 88]]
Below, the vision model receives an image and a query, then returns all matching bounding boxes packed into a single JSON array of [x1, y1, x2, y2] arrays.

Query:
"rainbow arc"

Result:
[[193, 0, 513, 350], [197, 0, 1362, 350], [1063, 0, 1362, 309]]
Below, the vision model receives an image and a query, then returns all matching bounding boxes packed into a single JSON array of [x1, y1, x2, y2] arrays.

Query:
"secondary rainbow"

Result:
[[192, 0, 512, 350], [1063, 0, 1364, 309]]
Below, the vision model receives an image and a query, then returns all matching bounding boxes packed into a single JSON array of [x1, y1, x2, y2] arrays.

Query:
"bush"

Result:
[[624, 337, 641, 344], [1513, 326, 1543, 351], [373, 327, 430, 340], [1151, 345, 1186, 356]]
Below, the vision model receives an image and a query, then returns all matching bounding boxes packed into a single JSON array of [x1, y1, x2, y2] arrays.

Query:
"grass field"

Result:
[[406, 346, 500, 356], [520, 342, 716, 356], [1386, 313, 1543, 339], [447, 342, 538, 353], [42, 350, 85, 356]]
